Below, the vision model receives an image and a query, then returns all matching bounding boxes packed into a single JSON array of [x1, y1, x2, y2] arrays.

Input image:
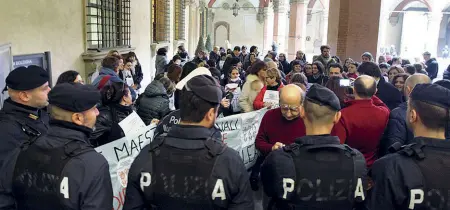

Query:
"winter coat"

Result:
[[239, 74, 263, 113], [91, 67, 123, 89], [253, 83, 284, 110], [425, 58, 439, 80], [444, 70, 450, 80], [209, 51, 221, 65], [376, 77, 403, 110], [280, 60, 290, 75], [90, 104, 133, 147], [155, 55, 169, 75], [307, 74, 329, 86], [136, 80, 171, 125], [133, 62, 144, 89], [379, 102, 413, 157]]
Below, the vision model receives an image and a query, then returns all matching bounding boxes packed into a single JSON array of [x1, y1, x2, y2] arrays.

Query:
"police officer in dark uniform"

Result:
[[0, 65, 51, 157], [0, 82, 113, 209], [261, 84, 367, 209], [370, 83, 450, 210], [123, 75, 254, 209]]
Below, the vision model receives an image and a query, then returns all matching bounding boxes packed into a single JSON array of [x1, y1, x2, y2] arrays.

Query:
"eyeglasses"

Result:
[[265, 76, 274, 80], [280, 104, 300, 113]]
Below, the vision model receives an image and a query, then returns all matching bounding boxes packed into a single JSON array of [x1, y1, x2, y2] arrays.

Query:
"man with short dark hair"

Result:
[[332, 75, 390, 168], [381, 74, 431, 156], [328, 63, 344, 77], [243, 46, 259, 70], [370, 83, 450, 209], [358, 62, 402, 110], [92, 55, 123, 89], [123, 75, 253, 209], [262, 84, 367, 209], [313, 45, 336, 70], [233, 46, 241, 58], [423, 51, 439, 80], [1, 83, 113, 209]]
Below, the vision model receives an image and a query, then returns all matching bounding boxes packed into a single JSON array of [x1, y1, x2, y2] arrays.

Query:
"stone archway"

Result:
[[390, 0, 432, 21], [214, 21, 230, 47], [307, 0, 325, 23]]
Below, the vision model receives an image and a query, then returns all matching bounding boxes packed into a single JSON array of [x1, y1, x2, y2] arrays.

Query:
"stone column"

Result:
[[273, 0, 287, 53], [376, 9, 389, 58], [263, 6, 274, 54], [287, 0, 308, 61], [321, 9, 329, 45], [427, 12, 443, 56], [327, 0, 381, 61]]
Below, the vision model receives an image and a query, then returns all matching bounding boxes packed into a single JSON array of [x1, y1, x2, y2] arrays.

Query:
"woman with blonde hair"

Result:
[[253, 67, 284, 110]]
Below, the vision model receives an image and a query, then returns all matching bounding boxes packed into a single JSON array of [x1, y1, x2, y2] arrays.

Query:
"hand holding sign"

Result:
[[263, 90, 280, 109]]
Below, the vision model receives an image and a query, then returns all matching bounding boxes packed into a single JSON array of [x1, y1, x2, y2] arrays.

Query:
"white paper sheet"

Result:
[[118, 111, 146, 137]]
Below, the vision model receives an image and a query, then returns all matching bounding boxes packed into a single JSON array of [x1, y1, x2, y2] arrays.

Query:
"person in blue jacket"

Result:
[[380, 73, 431, 156]]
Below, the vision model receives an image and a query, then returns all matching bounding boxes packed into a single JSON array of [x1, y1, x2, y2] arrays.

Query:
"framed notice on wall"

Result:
[[13, 52, 52, 86], [0, 43, 13, 109]]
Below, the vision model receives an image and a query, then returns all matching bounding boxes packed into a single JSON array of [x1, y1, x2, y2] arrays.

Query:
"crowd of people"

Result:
[[0, 41, 449, 210]]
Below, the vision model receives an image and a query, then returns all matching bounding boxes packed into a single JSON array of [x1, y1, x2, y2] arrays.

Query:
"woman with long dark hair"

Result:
[[308, 61, 328, 85], [90, 81, 133, 146], [56, 70, 84, 84]]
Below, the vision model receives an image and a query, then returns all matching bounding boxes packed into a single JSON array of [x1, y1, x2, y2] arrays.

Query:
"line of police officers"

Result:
[[0, 65, 449, 210]]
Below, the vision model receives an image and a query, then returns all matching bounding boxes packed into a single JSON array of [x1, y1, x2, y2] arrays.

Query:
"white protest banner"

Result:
[[95, 125, 156, 210], [98, 109, 267, 210], [215, 108, 267, 169]]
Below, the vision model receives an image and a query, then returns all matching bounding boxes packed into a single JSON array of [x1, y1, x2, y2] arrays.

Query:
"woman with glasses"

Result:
[[253, 68, 284, 110], [90, 81, 134, 147]]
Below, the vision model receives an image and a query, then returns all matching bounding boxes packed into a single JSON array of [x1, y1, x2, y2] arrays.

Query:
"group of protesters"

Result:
[[0, 41, 449, 210]]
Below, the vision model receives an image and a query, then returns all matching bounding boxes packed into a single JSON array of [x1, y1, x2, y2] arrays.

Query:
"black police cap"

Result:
[[185, 75, 222, 104], [411, 83, 450, 109], [6, 65, 49, 91], [48, 83, 101, 112], [306, 84, 341, 111], [434, 79, 450, 90]]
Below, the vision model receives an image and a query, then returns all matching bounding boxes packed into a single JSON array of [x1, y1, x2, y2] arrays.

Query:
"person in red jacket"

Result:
[[253, 67, 284, 110], [255, 84, 306, 155], [332, 75, 390, 168]]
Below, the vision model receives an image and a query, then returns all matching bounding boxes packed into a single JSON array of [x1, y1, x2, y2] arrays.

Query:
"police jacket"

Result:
[[380, 102, 414, 156], [0, 98, 49, 160], [425, 58, 439, 80], [261, 135, 368, 210], [90, 104, 133, 147], [123, 124, 254, 210], [0, 120, 113, 210], [370, 137, 450, 210]]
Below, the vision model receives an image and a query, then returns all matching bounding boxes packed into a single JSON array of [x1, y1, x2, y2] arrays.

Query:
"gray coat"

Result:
[[155, 55, 169, 75], [136, 80, 171, 125]]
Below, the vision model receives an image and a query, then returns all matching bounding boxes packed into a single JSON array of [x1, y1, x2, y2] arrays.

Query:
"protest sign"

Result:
[[95, 125, 156, 210], [263, 90, 279, 108], [98, 109, 267, 210]]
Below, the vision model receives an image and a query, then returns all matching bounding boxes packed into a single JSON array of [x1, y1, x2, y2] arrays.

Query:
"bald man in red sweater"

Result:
[[332, 75, 390, 168], [255, 85, 307, 155]]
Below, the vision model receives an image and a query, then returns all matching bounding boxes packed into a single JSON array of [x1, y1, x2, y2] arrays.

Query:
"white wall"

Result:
[[131, 0, 152, 89], [211, 7, 264, 51]]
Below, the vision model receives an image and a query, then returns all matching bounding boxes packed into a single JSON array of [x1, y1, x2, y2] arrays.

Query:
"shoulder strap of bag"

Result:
[[98, 75, 112, 90]]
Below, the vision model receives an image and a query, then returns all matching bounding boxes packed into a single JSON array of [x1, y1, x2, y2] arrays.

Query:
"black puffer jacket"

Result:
[[90, 104, 133, 147], [136, 80, 171, 125]]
